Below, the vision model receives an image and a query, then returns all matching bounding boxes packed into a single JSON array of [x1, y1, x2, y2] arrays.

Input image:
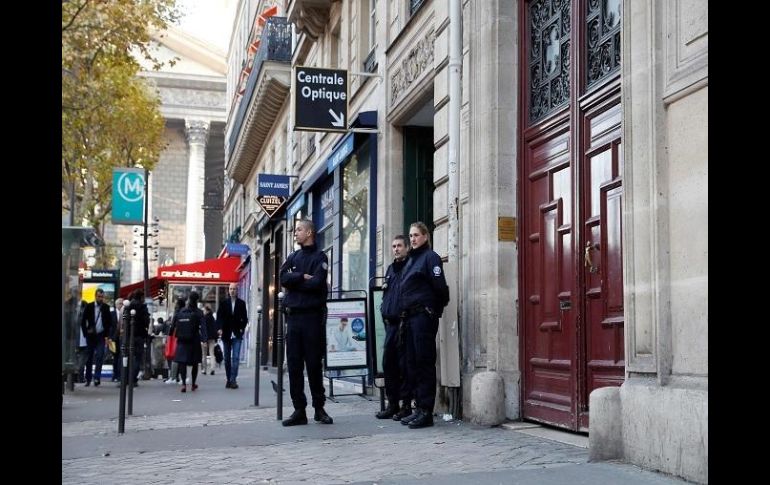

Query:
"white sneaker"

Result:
[[165, 378, 175, 384]]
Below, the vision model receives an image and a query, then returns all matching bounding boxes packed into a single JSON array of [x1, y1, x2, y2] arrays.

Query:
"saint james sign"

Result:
[[294, 66, 348, 133]]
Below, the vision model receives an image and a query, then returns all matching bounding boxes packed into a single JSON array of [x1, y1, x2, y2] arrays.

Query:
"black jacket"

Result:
[[80, 300, 112, 344], [398, 244, 450, 317], [216, 297, 248, 340], [380, 258, 407, 320], [124, 299, 150, 339], [279, 243, 329, 309]]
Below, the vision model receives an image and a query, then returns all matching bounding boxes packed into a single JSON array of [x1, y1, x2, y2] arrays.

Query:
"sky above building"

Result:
[[176, 0, 237, 53]]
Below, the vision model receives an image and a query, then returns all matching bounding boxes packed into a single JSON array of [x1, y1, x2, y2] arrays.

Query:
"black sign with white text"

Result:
[[294, 66, 348, 133]]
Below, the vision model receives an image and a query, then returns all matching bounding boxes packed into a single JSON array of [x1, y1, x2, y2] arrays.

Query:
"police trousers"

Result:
[[286, 311, 327, 409], [404, 311, 439, 412], [382, 320, 410, 405]]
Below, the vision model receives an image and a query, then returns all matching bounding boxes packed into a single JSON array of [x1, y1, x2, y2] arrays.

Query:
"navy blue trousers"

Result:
[[404, 312, 439, 412], [382, 320, 410, 406], [286, 312, 327, 410]]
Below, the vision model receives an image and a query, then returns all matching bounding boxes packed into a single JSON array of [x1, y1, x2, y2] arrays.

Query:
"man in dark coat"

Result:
[[216, 283, 248, 389], [80, 288, 112, 386]]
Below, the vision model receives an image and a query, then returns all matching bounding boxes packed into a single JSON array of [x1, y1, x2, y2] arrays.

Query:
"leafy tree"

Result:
[[62, 0, 180, 235]]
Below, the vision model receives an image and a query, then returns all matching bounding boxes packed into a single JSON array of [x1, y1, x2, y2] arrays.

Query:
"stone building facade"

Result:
[[223, 1, 707, 482], [104, 27, 228, 287]]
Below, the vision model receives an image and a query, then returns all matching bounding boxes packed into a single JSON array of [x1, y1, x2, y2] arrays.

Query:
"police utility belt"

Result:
[[399, 304, 435, 319], [283, 306, 324, 315]]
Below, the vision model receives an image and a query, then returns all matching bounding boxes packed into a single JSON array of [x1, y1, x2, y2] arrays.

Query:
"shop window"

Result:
[[341, 143, 370, 291]]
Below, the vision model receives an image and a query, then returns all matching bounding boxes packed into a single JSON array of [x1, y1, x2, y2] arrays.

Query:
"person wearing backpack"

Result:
[[216, 283, 248, 389], [173, 291, 205, 392]]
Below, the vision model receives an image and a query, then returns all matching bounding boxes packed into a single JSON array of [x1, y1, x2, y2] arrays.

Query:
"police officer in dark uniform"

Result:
[[279, 219, 333, 426], [376, 235, 412, 420], [398, 222, 450, 429]]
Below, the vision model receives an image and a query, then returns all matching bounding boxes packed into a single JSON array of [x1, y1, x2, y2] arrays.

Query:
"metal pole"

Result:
[[127, 309, 136, 415], [276, 292, 285, 420], [143, 168, 150, 299], [253, 305, 262, 407], [118, 309, 128, 433]]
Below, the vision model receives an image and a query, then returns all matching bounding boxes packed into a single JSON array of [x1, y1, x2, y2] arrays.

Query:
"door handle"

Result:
[[584, 241, 599, 274]]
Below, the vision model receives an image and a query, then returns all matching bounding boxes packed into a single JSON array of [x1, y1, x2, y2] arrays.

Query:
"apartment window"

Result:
[[331, 23, 341, 68], [409, 0, 425, 16], [362, 0, 377, 73], [369, 0, 376, 49]]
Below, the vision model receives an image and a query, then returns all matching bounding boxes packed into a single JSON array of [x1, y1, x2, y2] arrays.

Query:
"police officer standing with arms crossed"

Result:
[[279, 219, 333, 426], [376, 235, 412, 420], [398, 222, 450, 429]]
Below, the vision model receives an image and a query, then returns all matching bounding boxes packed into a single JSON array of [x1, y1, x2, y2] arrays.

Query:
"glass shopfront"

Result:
[[341, 140, 370, 292]]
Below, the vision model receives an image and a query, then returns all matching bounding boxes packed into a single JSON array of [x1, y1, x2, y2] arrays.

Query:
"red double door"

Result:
[[519, 0, 624, 431]]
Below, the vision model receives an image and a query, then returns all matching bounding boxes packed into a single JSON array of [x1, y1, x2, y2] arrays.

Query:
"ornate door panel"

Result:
[[578, 100, 623, 430], [521, 127, 579, 427], [519, 0, 623, 431]]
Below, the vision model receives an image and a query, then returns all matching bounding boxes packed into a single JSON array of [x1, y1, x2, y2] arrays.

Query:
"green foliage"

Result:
[[62, 0, 180, 234]]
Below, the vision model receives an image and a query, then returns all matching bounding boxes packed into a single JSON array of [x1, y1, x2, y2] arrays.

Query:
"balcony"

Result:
[[287, 0, 332, 41], [226, 17, 292, 184]]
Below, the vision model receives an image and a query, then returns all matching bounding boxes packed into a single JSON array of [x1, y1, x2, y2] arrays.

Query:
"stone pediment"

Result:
[[141, 26, 227, 76]]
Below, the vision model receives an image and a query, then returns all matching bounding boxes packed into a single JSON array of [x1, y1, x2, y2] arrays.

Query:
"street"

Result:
[[62, 369, 689, 484]]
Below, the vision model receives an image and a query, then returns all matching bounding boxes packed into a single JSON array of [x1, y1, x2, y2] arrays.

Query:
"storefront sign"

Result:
[[257, 173, 291, 197], [159, 270, 221, 279], [326, 132, 354, 173], [255, 194, 287, 218], [287, 193, 306, 218], [294, 66, 348, 133]]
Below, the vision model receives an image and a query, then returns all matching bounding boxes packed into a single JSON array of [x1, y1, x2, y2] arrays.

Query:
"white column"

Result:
[[184, 119, 210, 263]]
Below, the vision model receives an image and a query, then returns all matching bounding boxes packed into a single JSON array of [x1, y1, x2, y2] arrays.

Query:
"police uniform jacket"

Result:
[[280, 243, 329, 310], [398, 244, 450, 317], [380, 258, 407, 321]]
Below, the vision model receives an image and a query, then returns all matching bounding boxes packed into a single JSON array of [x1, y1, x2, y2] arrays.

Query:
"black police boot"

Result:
[[376, 402, 399, 419], [408, 408, 434, 429], [400, 408, 421, 425], [393, 403, 412, 421], [282, 409, 308, 426], [314, 407, 333, 424]]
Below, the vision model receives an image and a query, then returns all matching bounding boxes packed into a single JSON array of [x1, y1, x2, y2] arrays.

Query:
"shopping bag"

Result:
[[164, 333, 178, 359]]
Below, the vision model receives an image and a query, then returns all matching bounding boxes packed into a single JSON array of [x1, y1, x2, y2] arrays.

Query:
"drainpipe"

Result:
[[445, 0, 462, 415]]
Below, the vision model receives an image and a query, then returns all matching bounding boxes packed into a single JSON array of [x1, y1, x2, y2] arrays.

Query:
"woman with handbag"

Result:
[[173, 291, 205, 392], [164, 297, 186, 384]]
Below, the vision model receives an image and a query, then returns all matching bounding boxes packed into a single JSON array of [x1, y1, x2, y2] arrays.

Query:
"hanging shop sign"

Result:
[[294, 66, 348, 133]]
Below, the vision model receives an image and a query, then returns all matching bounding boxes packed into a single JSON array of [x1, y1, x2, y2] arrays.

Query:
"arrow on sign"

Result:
[[329, 109, 345, 127]]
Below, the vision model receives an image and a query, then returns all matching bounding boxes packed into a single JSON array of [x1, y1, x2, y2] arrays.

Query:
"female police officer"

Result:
[[398, 222, 450, 429]]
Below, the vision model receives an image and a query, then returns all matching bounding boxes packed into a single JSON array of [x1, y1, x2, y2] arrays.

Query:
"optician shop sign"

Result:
[[294, 66, 348, 133]]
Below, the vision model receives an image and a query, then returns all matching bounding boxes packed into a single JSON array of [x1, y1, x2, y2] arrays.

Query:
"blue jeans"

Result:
[[222, 338, 243, 383], [85, 336, 106, 383]]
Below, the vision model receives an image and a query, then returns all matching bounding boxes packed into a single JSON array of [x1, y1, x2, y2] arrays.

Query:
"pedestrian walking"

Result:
[[216, 283, 248, 389], [173, 291, 204, 392]]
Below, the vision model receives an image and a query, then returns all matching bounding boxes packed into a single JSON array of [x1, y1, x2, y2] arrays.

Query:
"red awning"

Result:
[[156, 256, 241, 283], [118, 277, 164, 299]]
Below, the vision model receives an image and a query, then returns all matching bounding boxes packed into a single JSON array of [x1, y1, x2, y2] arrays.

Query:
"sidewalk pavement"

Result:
[[62, 367, 691, 484]]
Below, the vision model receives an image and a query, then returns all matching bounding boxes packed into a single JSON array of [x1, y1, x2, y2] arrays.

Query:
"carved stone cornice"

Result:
[[226, 62, 291, 184], [287, 0, 332, 41], [390, 28, 436, 106], [185, 119, 210, 146]]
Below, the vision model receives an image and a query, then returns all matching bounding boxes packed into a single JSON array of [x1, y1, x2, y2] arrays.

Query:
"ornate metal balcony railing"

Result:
[[227, 17, 292, 158]]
